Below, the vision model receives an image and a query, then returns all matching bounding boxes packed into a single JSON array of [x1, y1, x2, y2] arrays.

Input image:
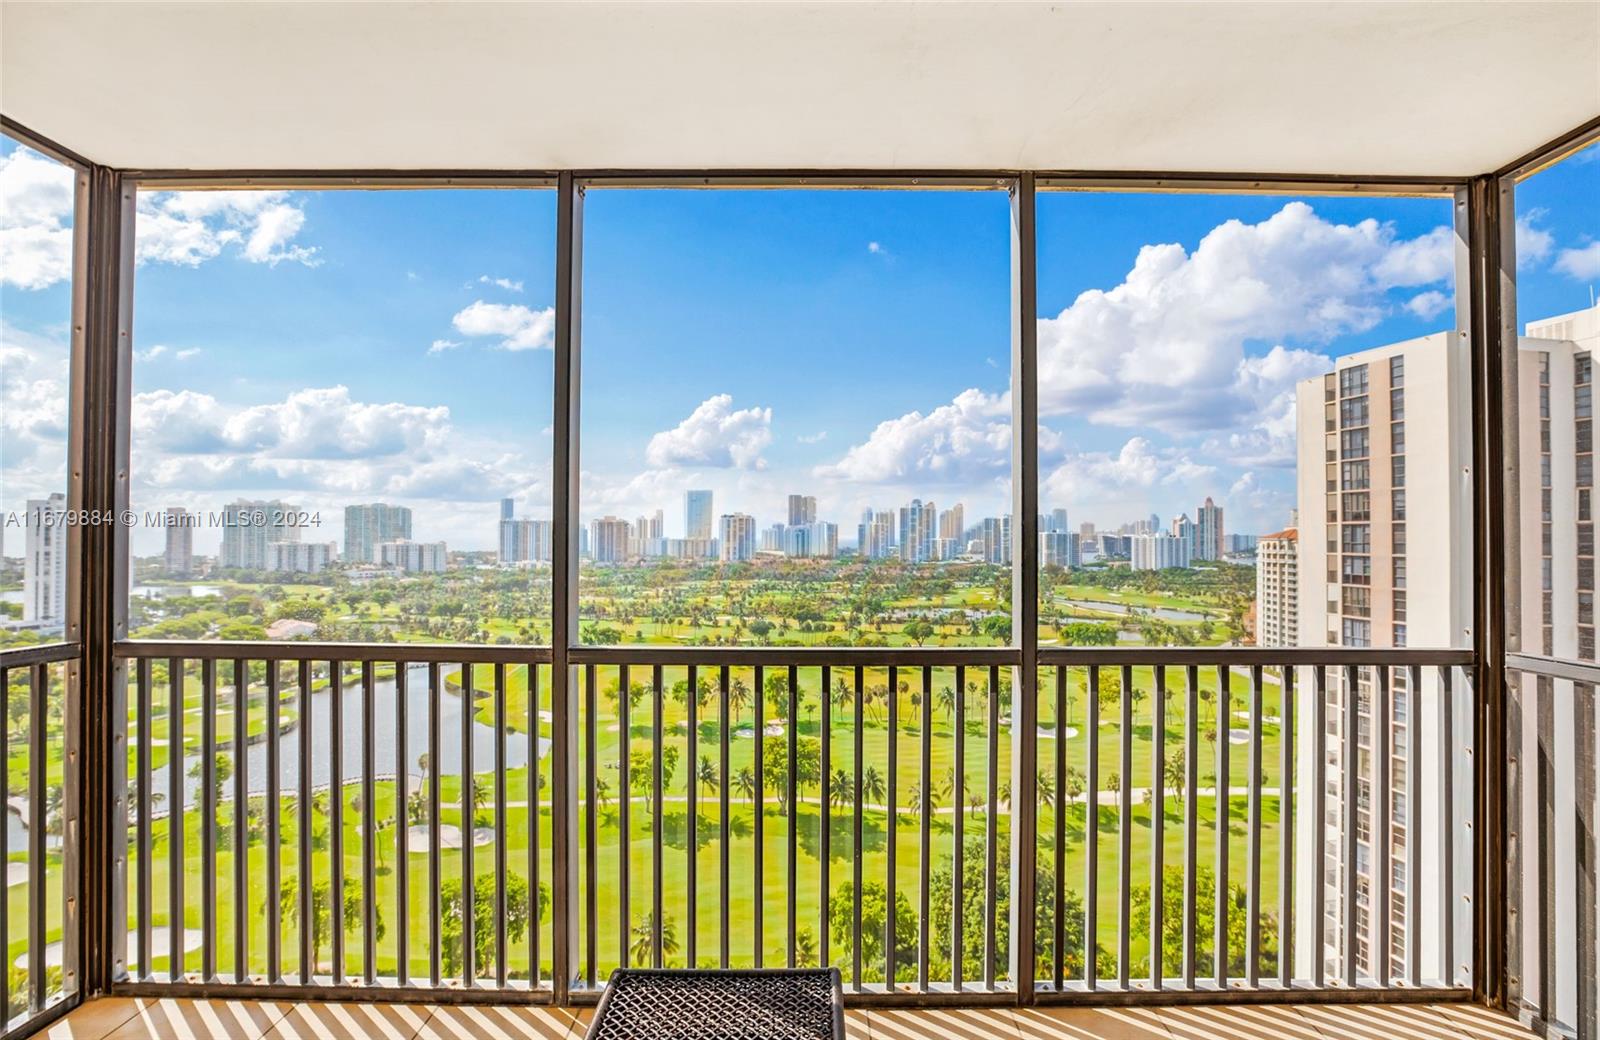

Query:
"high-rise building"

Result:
[[787, 494, 817, 527], [1255, 527, 1297, 647], [981, 516, 1012, 565], [1195, 497, 1224, 561], [267, 541, 336, 574], [344, 503, 413, 564], [940, 504, 966, 545], [1170, 513, 1197, 560], [1294, 326, 1472, 982], [1040, 530, 1079, 569], [1130, 531, 1188, 571], [163, 506, 195, 577], [23, 494, 67, 626], [378, 539, 449, 573], [860, 510, 896, 559], [501, 517, 552, 564], [219, 499, 301, 570], [589, 517, 631, 564], [719, 513, 756, 562], [1048, 507, 1069, 534], [898, 499, 937, 563], [685, 490, 714, 540]]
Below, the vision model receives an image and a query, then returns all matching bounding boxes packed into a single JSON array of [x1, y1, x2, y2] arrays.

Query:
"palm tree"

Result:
[[733, 766, 755, 804], [829, 769, 851, 814], [729, 677, 751, 725], [862, 765, 886, 809], [629, 913, 681, 967], [936, 685, 956, 726], [1036, 770, 1055, 810], [696, 756, 717, 819]]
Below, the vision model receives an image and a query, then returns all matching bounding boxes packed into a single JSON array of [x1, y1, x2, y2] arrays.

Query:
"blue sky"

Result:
[[3, 137, 1596, 557]]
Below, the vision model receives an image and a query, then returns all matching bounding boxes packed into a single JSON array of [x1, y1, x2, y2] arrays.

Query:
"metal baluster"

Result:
[[1439, 665, 1455, 985], [495, 663, 508, 987], [1053, 665, 1065, 990], [1151, 665, 1165, 990], [686, 665, 696, 968], [1085, 666, 1099, 990], [1375, 666, 1391, 988], [986, 665, 1000, 990], [720, 665, 731, 969], [919, 665, 933, 990], [461, 662, 475, 987], [428, 662, 442, 988], [330, 662, 345, 984], [1215, 663, 1229, 989], [852, 665, 863, 990], [756, 664, 766, 968], [1313, 666, 1327, 988], [136, 659, 151, 981], [264, 663, 281, 984], [28, 664, 47, 1006], [583, 664, 596, 989], [394, 662, 408, 987], [298, 660, 313, 985], [1408, 664, 1422, 988], [1184, 664, 1198, 989], [1343, 664, 1358, 988], [170, 658, 185, 983], [1280, 665, 1295, 989], [234, 659, 248, 981], [787, 664, 799, 969], [201, 658, 216, 982], [362, 661, 377, 985], [619, 663, 630, 970], [953, 663, 965, 991], [820, 666, 831, 971], [529, 665, 541, 988], [886, 666, 898, 989], [1247, 664, 1263, 987], [1118, 664, 1132, 989], [651, 664, 663, 968]]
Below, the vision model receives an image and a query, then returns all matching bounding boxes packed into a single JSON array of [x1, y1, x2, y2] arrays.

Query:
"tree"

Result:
[[980, 615, 1012, 643], [1130, 865, 1278, 979], [862, 765, 886, 809], [277, 876, 375, 973], [696, 755, 717, 819], [629, 912, 681, 967], [762, 736, 820, 815], [188, 751, 233, 811], [734, 766, 756, 804], [827, 881, 916, 980], [902, 620, 934, 646], [441, 872, 538, 977], [630, 745, 680, 814]]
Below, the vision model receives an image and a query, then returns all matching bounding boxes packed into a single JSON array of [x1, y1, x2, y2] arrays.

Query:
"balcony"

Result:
[[1, 4, 1598, 1040]]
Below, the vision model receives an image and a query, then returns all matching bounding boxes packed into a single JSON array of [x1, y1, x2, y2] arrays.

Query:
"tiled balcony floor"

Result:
[[36, 997, 1536, 1040]]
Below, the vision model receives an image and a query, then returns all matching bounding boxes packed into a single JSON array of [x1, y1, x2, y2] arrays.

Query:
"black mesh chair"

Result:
[[584, 968, 845, 1040]]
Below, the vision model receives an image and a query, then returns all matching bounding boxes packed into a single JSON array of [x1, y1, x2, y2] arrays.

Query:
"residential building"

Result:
[[981, 515, 1012, 565], [1048, 507, 1069, 534], [590, 516, 631, 564], [22, 493, 67, 626], [940, 504, 966, 545], [1196, 497, 1225, 561], [787, 494, 817, 527], [344, 502, 412, 564], [1170, 513, 1197, 560], [1040, 530, 1079, 569], [719, 513, 755, 562], [1130, 531, 1188, 571], [267, 541, 336, 574], [860, 510, 896, 559], [501, 518, 552, 564], [685, 489, 714, 540], [1255, 527, 1298, 647], [899, 498, 937, 562], [163, 506, 194, 577], [378, 539, 449, 573], [1294, 326, 1472, 983], [219, 499, 301, 570]]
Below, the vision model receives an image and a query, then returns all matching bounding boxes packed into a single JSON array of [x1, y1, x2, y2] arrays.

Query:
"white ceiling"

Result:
[[2, 1, 1597, 175]]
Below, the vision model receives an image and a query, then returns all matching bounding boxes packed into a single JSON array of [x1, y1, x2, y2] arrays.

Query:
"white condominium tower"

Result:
[[163, 506, 195, 577], [344, 502, 413, 564], [218, 499, 302, 570], [1254, 526, 1297, 648], [787, 494, 817, 527], [719, 513, 756, 562], [23, 493, 67, 626]]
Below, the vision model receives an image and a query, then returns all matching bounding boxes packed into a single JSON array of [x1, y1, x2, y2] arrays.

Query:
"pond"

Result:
[[1061, 598, 1209, 622]]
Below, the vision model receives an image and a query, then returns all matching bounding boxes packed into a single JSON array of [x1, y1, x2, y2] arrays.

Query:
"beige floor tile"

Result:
[[43, 998, 151, 1040], [1296, 1003, 1466, 1040], [1160, 1004, 1319, 1040], [871, 1007, 1019, 1040], [1427, 1004, 1536, 1040], [416, 1005, 583, 1040], [103, 999, 290, 1040], [1012, 1006, 1171, 1040], [843, 1009, 872, 1040], [263, 1002, 434, 1040]]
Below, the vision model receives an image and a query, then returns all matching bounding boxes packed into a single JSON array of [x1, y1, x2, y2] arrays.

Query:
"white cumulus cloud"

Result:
[[1405, 290, 1452, 320], [136, 190, 320, 268], [451, 301, 555, 351], [816, 389, 1011, 484], [646, 394, 773, 470], [0, 146, 75, 290], [1555, 242, 1600, 280], [478, 275, 524, 292]]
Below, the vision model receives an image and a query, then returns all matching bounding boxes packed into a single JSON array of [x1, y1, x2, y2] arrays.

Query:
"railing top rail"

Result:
[[0, 642, 83, 668], [1505, 651, 1600, 685], [112, 640, 554, 664], [567, 646, 1021, 666], [1036, 646, 1474, 666]]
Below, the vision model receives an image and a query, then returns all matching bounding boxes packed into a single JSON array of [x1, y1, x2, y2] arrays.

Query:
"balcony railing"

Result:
[[76, 640, 1482, 1011]]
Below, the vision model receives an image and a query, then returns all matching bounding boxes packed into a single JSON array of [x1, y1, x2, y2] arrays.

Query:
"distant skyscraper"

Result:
[[1048, 508, 1069, 534], [267, 541, 336, 574], [501, 498, 515, 521], [1040, 531, 1079, 569], [1195, 497, 1225, 561], [23, 494, 66, 626], [981, 516, 1011, 565], [220, 499, 301, 570], [378, 539, 449, 573], [1255, 527, 1297, 647], [345, 503, 413, 564], [685, 490, 714, 541], [1170, 513, 1197, 560], [787, 494, 817, 527], [163, 506, 194, 577], [898, 499, 937, 562], [501, 518, 552, 563], [589, 517, 631, 564], [719, 513, 756, 562]]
